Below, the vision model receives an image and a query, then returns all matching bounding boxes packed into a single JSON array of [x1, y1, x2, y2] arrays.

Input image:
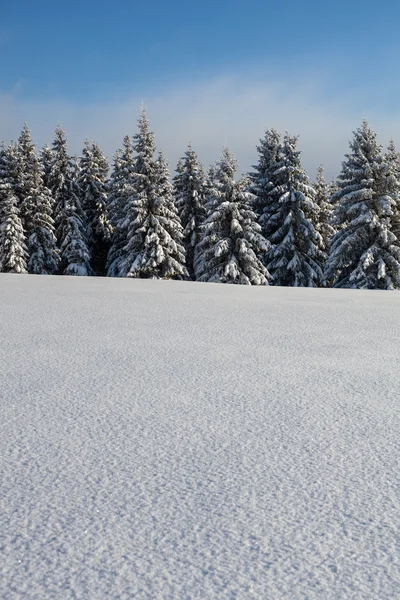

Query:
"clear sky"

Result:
[[2, 0, 400, 178]]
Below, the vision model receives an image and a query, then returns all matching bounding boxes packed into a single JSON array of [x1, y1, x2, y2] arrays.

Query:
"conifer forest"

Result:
[[1, 108, 400, 290]]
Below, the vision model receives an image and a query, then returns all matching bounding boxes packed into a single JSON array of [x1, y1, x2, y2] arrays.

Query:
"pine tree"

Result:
[[106, 136, 136, 277], [249, 128, 282, 235], [122, 109, 187, 279], [173, 145, 206, 279], [40, 144, 53, 190], [13, 124, 59, 274], [24, 155, 59, 274], [15, 124, 37, 231], [314, 165, 335, 257], [195, 147, 269, 285], [0, 144, 28, 273], [385, 139, 400, 243], [325, 121, 400, 289], [78, 140, 111, 274], [48, 125, 91, 275], [266, 134, 324, 287]]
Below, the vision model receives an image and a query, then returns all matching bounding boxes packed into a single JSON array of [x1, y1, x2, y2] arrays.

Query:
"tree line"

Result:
[[1, 107, 400, 289]]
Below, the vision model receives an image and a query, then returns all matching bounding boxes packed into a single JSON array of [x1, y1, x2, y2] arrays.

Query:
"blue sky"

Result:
[[1, 0, 400, 177]]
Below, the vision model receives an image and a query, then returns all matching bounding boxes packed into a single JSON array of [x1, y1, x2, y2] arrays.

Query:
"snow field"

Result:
[[0, 275, 399, 599]]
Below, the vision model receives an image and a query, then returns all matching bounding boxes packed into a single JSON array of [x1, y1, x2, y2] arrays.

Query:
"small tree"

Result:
[[325, 121, 400, 289], [195, 148, 269, 285]]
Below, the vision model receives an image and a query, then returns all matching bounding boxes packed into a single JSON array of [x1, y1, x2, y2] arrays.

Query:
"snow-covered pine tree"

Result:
[[194, 147, 269, 285], [249, 128, 282, 235], [40, 144, 53, 190], [78, 140, 112, 274], [122, 109, 187, 279], [173, 144, 206, 279], [314, 165, 335, 258], [48, 125, 91, 275], [106, 136, 136, 277], [385, 139, 400, 243], [0, 144, 28, 273], [14, 124, 59, 273], [325, 121, 400, 289], [15, 124, 37, 231], [23, 154, 59, 274], [266, 133, 324, 287]]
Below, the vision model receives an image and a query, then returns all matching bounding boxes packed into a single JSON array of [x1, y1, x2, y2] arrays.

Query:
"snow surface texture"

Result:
[[0, 275, 399, 600]]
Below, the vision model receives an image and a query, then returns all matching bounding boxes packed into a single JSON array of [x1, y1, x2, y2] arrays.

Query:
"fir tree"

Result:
[[314, 165, 335, 257], [325, 121, 400, 289], [40, 144, 53, 190], [195, 147, 269, 285], [266, 134, 324, 287], [0, 144, 28, 273], [173, 145, 206, 279], [48, 125, 91, 275], [15, 124, 37, 231], [249, 128, 282, 235], [385, 139, 400, 243], [77, 140, 111, 274], [24, 154, 59, 274], [106, 136, 136, 277], [122, 109, 187, 279]]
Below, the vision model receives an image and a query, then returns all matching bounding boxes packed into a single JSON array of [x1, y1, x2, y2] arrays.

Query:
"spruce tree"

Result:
[[15, 124, 37, 231], [122, 109, 187, 279], [314, 165, 335, 257], [40, 144, 53, 190], [48, 125, 91, 275], [24, 154, 59, 274], [78, 140, 111, 274], [385, 140, 400, 243], [173, 144, 206, 279], [249, 128, 282, 235], [106, 136, 136, 277], [195, 148, 269, 285], [0, 144, 28, 273], [266, 134, 324, 287], [325, 121, 400, 289]]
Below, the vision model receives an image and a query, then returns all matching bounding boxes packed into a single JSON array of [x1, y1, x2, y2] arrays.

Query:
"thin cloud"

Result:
[[1, 73, 400, 181]]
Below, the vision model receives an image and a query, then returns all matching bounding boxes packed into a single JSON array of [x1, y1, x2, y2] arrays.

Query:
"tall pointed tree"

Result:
[[24, 154, 59, 274], [266, 134, 324, 287], [173, 144, 206, 279], [40, 144, 53, 190], [77, 140, 111, 274], [0, 144, 28, 273], [15, 124, 37, 231], [195, 147, 269, 285], [325, 121, 400, 289], [48, 125, 91, 275], [385, 139, 400, 243], [249, 128, 282, 235], [314, 165, 335, 258], [122, 109, 187, 279], [106, 136, 136, 277]]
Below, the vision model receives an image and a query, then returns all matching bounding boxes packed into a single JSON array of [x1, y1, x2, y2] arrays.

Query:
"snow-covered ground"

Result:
[[1, 275, 399, 599]]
